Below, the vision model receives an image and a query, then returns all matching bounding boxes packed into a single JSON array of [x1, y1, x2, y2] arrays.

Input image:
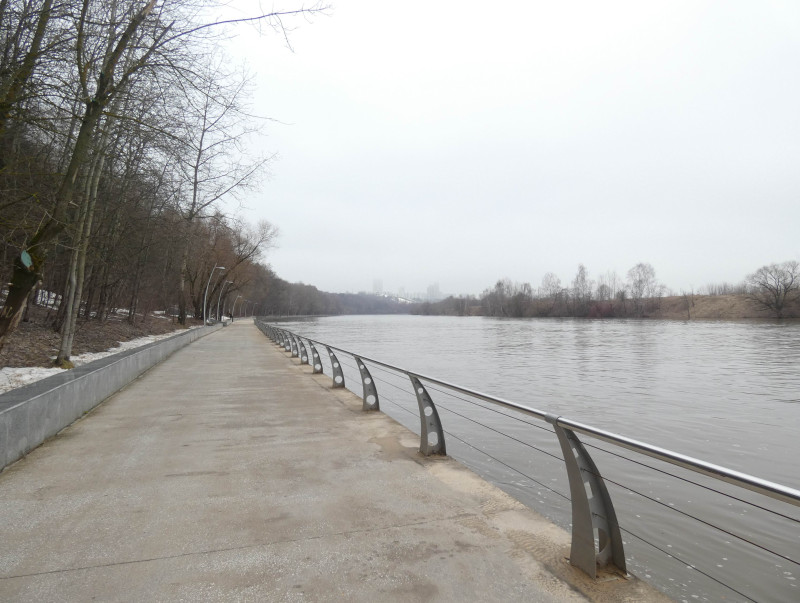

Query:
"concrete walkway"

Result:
[[0, 322, 667, 602]]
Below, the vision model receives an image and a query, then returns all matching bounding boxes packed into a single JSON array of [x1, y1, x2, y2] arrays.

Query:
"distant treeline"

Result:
[[413, 263, 666, 318], [257, 273, 407, 316], [411, 261, 800, 319]]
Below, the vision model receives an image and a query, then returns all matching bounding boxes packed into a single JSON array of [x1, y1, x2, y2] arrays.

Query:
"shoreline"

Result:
[[412, 293, 800, 320]]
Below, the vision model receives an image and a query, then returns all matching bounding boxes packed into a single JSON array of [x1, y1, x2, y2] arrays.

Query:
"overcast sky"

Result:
[[220, 1, 800, 297]]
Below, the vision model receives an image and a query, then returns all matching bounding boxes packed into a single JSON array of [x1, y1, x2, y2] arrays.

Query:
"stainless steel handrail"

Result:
[[255, 319, 800, 584]]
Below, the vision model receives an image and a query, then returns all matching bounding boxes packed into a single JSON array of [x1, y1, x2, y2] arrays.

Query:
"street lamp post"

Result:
[[202, 265, 225, 325], [231, 295, 242, 322], [217, 280, 232, 321]]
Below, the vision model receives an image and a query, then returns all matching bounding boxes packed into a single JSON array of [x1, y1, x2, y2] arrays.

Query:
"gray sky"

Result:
[[222, 1, 800, 297]]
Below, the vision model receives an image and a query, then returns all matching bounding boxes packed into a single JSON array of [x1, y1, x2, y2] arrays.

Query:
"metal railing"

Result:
[[255, 319, 800, 595]]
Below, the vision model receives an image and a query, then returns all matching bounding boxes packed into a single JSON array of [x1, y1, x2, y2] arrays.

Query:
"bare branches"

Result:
[[163, 2, 330, 50], [746, 261, 800, 318]]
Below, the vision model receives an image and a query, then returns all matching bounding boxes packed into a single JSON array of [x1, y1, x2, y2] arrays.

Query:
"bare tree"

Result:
[[745, 261, 799, 318], [627, 262, 657, 317], [184, 216, 277, 320], [571, 263, 593, 316], [170, 60, 271, 324], [680, 288, 695, 320], [596, 270, 620, 302], [540, 272, 562, 315]]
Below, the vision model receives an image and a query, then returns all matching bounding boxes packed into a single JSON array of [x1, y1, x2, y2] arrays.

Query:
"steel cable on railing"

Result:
[[364, 362, 564, 462], [346, 359, 571, 501], [618, 526, 758, 603], [426, 396, 565, 464], [368, 364, 418, 388], [332, 357, 365, 388], [335, 355, 358, 369], [378, 392, 424, 420], [579, 440, 800, 524], [439, 428, 571, 502], [337, 359, 421, 422], [370, 372, 415, 397], [591, 468, 800, 569], [366, 358, 553, 434], [423, 381, 555, 435]]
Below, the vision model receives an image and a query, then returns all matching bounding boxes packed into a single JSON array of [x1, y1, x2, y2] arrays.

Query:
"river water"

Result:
[[272, 315, 799, 602]]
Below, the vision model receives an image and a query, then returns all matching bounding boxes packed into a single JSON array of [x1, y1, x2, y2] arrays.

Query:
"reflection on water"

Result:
[[277, 315, 800, 602]]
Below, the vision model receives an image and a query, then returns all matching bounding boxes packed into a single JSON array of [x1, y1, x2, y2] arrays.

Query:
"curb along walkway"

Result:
[[0, 322, 666, 602]]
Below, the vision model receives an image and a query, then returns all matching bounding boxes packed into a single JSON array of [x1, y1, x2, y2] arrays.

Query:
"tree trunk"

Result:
[[83, 268, 96, 319], [178, 227, 190, 325], [0, 251, 41, 346], [55, 145, 105, 365]]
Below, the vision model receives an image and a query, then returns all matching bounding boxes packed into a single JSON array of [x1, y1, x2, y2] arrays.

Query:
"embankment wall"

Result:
[[0, 323, 224, 471]]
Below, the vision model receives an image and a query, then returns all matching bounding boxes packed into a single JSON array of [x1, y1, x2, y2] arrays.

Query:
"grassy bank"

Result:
[[653, 294, 797, 320]]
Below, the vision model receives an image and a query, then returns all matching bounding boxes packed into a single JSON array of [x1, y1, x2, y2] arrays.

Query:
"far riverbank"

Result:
[[413, 293, 799, 320]]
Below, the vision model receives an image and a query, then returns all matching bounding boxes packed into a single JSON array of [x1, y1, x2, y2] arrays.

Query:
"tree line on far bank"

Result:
[[251, 274, 407, 317], [412, 261, 800, 319]]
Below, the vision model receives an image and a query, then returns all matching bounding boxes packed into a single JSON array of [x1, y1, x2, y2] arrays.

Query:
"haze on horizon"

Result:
[[222, 1, 800, 297]]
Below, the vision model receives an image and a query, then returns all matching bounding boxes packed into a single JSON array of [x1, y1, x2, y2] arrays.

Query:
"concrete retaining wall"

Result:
[[0, 323, 223, 471]]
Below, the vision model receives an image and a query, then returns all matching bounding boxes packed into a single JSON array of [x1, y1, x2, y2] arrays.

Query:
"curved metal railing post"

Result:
[[297, 337, 309, 365], [409, 375, 446, 456], [353, 356, 379, 411], [283, 332, 292, 353], [289, 334, 299, 358], [546, 414, 626, 578], [326, 346, 345, 388], [307, 341, 324, 374]]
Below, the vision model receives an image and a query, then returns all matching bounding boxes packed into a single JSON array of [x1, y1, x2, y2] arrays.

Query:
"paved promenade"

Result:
[[0, 321, 666, 602]]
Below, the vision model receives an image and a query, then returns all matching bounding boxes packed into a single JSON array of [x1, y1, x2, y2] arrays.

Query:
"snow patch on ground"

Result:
[[0, 330, 187, 395]]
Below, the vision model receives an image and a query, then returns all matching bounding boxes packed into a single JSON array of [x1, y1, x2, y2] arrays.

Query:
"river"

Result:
[[271, 315, 799, 602]]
